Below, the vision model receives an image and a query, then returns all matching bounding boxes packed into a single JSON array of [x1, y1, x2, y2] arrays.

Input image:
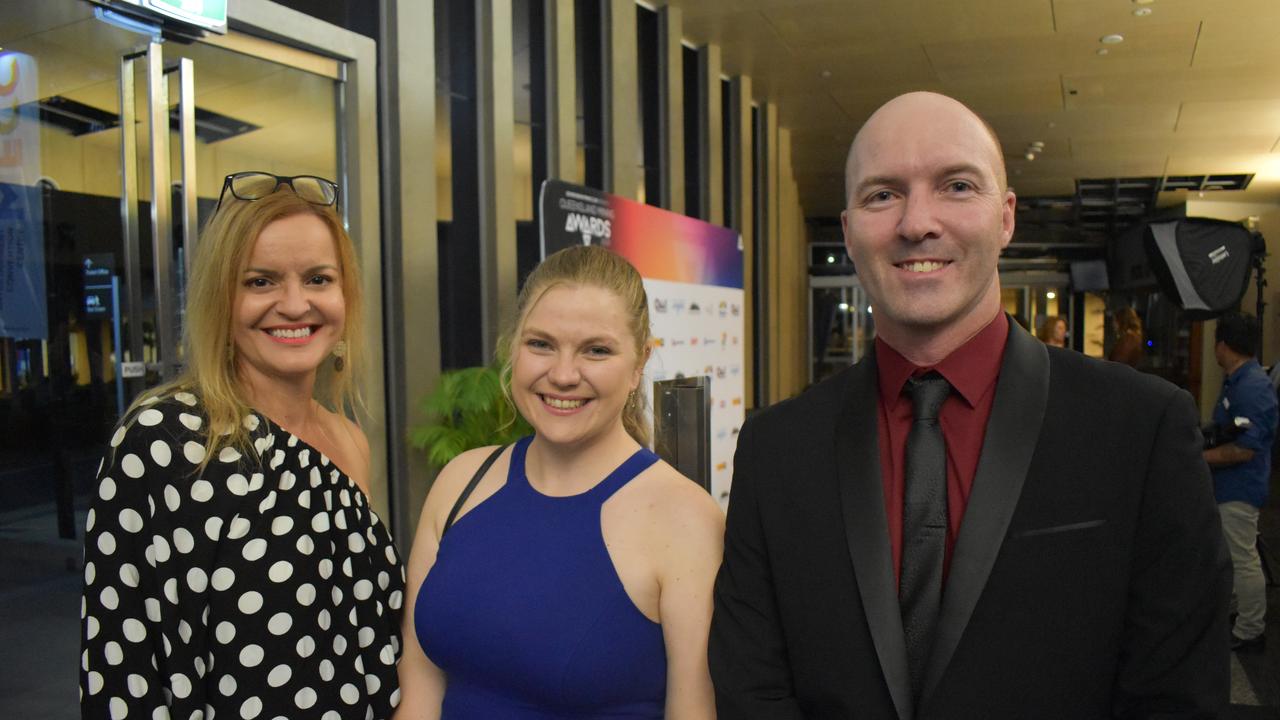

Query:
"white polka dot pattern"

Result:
[[81, 395, 404, 718]]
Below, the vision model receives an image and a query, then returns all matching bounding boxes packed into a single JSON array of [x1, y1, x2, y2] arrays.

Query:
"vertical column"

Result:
[[477, 0, 517, 360], [729, 76, 753, 403], [603, 0, 640, 198], [545, 0, 577, 182], [658, 5, 684, 213], [698, 43, 723, 225], [381, 0, 440, 543], [764, 102, 781, 403]]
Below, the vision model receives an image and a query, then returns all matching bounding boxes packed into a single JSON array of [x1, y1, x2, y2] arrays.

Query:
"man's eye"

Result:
[[947, 180, 974, 192], [868, 190, 894, 203]]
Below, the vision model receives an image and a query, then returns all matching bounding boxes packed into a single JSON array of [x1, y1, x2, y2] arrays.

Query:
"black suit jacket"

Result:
[[710, 318, 1231, 719]]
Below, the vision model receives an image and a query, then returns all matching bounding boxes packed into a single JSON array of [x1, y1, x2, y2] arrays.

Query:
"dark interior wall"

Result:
[[269, 0, 379, 41]]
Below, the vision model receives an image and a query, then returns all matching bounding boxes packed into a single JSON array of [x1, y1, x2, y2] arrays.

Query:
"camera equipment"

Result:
[[1202, 415, 1252, 450]]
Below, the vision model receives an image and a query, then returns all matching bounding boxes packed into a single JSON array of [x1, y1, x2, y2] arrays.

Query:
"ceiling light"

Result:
[[820, 69, 832, 79], [827, 255, 836, 264], [1025, 152, 1036, 161], [1031, 141, 1045, 149], [1132, 0, 1154, 4], [1133, 7, 1152, 16], [1047, 291, 1057, 300], [838, 302, 849, 311], [1100, 34, 1124, 44], [1097, 48, 1110, 56]]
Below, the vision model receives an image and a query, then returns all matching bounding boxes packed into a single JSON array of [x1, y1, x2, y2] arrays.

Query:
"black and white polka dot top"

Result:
[[80, 392, 405, 720]]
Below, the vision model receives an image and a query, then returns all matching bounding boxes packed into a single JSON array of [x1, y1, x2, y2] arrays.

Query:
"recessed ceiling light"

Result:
[[1100, 34, 1125, 44], [1133, 7, 1152, 16], [1031, 141, 1045, 149], [820, 69, 832, 79], [1132, 0, 1154, 4], [1024, 152, 1036, 161], [1097, 48, 1110, 56]]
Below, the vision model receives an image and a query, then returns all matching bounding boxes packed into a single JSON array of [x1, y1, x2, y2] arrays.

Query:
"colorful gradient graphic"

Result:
[[607, 195, 743, 289]]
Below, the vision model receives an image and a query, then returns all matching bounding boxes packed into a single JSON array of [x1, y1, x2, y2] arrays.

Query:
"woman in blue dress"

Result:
[[396, 245, 724, 719]]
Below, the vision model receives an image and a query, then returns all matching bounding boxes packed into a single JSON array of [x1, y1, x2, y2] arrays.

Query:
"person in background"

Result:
[[80, 173, 405, 718], [709, 91, 1230, 719], [396, 245, 723, 719], [1035, 315, 1066, 348], [1108, 306, 1145, 367], [1204, 312, 1277, 652]]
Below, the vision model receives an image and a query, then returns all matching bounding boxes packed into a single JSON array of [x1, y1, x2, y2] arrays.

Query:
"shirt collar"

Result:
[[1227, 358, 1261, 384], [875, 310, 1009, 408]]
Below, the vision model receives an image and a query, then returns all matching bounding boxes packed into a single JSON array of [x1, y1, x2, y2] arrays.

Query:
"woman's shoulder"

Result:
[[111, 390, 208, 447], [628, 457, 725, 534]]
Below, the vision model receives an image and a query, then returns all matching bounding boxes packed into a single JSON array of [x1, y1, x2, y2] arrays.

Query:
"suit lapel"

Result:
[[919, 317, 1050, 707], [834, 354, 914, 720]]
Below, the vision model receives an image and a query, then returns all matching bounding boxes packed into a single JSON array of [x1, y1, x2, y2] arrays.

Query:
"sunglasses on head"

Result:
[[216, 171, 340, 210]]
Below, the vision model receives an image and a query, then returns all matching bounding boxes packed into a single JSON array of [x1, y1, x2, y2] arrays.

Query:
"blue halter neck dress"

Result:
[[415, 435, 667, 719]]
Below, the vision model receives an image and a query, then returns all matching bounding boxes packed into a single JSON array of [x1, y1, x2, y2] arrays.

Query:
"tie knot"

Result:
[[906, 372, 951, 421]]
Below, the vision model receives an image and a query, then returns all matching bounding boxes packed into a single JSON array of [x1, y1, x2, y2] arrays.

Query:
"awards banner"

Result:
[[539, 180, 744, 506]]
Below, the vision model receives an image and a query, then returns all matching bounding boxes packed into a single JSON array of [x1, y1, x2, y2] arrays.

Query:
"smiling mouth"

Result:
[[263, 326, 319, 343], [541, 394, 587, 410], [897, 260, 949, 273]]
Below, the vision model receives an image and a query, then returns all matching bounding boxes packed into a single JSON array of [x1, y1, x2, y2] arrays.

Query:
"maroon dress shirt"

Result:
[[874, 312, 1009, 586]]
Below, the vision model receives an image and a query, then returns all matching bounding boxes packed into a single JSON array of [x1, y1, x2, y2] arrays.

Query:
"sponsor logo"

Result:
[[691, 337, 699, 346], [718, 301, 728, 317], [731, 426, 741, 436], [731, 303, 740, 317], [732, 336, 739, 345], [719, 399, 727, 408], [730, 365, 741, 375], [716, 428, 728, 440], [731, 397, 742, 406], [689, 301, 701, 314], [653, 298, 668, 313], [673, 300, 687, 314], [715, 461, 727, 471], [715, 366, 727, 379], [652, 337, 665, 347], [671, 339, 686, 347]]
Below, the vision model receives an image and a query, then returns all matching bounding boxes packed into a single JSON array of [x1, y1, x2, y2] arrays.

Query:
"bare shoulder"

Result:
[[418, 445, 510, 538], [630, 459, 725, 538]]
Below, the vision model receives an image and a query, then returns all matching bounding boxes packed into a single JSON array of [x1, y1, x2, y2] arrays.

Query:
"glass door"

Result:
[[0, 0, 341, 544]]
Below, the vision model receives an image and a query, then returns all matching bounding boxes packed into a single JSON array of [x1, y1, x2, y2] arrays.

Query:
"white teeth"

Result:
[[902, 260, 945, 273], [269, 327, 312, 339], [544, 396, 585, 410]]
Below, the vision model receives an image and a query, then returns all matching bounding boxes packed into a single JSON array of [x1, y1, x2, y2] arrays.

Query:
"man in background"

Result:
[[1205, 311, 1277, 652]]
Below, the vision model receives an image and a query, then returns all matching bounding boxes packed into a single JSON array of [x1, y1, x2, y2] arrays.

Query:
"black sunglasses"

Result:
[[216, 172, 340, 210]]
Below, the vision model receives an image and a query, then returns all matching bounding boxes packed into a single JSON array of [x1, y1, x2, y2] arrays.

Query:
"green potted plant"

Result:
[[410, 365, 533, 469]]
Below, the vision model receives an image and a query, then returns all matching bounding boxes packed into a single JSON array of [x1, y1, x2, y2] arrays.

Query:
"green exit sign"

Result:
[[141, 0, 227, 33]]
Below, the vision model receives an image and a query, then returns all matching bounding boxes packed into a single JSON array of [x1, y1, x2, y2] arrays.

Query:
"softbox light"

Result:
[[1143, 218, 1260, 320]]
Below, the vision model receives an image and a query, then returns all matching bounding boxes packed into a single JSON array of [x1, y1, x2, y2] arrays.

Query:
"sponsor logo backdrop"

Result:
[[541, 180, 743, 506]]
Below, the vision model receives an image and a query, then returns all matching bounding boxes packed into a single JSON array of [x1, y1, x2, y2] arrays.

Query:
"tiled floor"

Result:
[[2, 488, 1278, 719]]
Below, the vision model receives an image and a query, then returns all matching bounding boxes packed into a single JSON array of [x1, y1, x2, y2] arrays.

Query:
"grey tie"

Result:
[[900, 372, 951, 698]]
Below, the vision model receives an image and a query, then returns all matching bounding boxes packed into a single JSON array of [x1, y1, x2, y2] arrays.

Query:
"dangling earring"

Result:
[[332, 340, 347, 372]]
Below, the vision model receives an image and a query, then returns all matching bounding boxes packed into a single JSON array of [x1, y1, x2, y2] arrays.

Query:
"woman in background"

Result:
[[1109, 306, 1145, 368], [397, 245, 723, 719], [1037, 315, 1067, 348], [80, 173, 404, 718]]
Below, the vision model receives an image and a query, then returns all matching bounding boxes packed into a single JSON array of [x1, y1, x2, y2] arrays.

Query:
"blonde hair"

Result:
[[125, 189, 364, 466], [499, 245, 652, 447]]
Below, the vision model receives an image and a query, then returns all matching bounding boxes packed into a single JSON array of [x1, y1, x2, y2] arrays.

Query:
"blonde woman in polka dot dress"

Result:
[[80, 174, 405, 719]]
